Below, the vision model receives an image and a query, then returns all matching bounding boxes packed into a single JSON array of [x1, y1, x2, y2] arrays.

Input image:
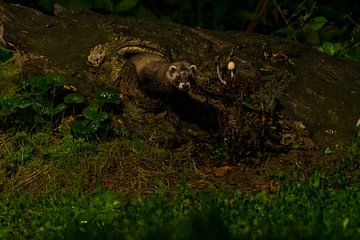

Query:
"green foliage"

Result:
[[64, 93, 85, 104], [115, 0, 138, 12], [70, 86, 119, 134], [270, 1, 360, 61], [95, 86, 119, 104], [0, 46, 13, 62], [0, 175, 359, 239], [0, 74, 72, 129], [0, 73, 119, 136]]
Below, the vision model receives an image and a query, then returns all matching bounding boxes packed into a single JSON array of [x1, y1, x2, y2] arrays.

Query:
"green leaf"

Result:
[[40, 145, 58, 156], [307, 16, 327, 31], [318, 42, 344, 56], [302, 28, 319, 45], [0, 96, 32, 115], [324, 147, 335, 154], [273, 26, 296, 38], [34, 115, 46, 124], [46, 74, 71, 86], [13, 95, 32, 108], [115, 0, 138, 12], [71, 119, 100, 134], [291, 141, 301, 150], [25, 76, 51, 93], [64, 93, 85, 104], [0, 46, 13, 62], [46, 103, 67, 116], [95, 86, 119, 103], [83, 106, 108, 121], [320, 42, 336, 55], [342, 218, 350, 230], [344, 46, 360, 61], [11, 144, 33, 163]]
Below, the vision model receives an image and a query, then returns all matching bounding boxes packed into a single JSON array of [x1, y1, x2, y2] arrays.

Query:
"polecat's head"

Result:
[[166, 62, 196, 91]]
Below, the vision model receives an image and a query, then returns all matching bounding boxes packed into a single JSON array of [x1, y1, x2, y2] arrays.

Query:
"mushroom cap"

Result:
[[227, 61, 236, 71]]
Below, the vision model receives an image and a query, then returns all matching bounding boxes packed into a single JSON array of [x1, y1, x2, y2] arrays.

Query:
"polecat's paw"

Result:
[[166, 111, 182, 130], [154, 110, 182, 130]]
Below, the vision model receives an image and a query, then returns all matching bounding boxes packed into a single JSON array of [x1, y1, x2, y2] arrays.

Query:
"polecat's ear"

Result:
[[168, 65, 177, 77], [169, 65, 177, 71], [190, 65, 197, 71]]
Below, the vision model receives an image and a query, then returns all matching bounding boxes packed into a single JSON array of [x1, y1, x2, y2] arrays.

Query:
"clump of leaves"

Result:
[[272, 1, 360, 61], [0, 74, 71, 129], [69, 86, 120, 135], [0, 74, 120, 137]]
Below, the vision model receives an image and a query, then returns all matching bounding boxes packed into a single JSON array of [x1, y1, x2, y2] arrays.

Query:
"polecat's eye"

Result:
[[174, 77, 181, 85]]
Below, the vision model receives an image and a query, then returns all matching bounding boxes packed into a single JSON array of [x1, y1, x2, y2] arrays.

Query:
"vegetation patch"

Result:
[[0, 173, 359, 240]]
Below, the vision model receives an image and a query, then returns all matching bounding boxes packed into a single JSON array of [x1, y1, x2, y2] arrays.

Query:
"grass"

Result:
[[0, 174, 359, 240], [0, 47, 359, 239]]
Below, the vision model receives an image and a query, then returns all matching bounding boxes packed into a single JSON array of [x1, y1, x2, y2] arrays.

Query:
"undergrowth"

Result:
[[0, 173, 359, 240]]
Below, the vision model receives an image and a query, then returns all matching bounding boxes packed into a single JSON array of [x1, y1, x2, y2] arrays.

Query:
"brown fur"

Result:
[[129, 53, 196, 96]]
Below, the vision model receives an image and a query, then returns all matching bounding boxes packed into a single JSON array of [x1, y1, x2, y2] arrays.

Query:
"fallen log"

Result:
[[1, 2, 359, 160]]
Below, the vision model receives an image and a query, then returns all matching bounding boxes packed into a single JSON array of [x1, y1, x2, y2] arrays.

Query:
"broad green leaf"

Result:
[[0, 96, 32, 115], [273, 26, 296, 38], [71, 119, 100, 134], [83, 106, 108, 121], [319, 42, 344, 56], [115, 0, 138, 12], [25, 76, 51, 93], [324, 147, 335, 154], [64, 93, 85, 104], [46, 74, 71, 86], [307, 16, 327, 31], [344, 46, 360, 61], [46, 103, 67, 116]]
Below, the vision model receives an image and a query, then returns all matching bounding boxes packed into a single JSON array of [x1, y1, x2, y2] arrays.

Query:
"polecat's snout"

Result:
[[177, 81, 191, 91], [168, 64, 196, 92]]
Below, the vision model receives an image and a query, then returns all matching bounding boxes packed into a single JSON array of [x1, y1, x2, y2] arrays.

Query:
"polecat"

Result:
[[129, 53, 196, 97]]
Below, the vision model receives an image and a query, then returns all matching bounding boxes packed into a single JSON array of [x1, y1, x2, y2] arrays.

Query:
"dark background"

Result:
[[4, 0, 360, 59]]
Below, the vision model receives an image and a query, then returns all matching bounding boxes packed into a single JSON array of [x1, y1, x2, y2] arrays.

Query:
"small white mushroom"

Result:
[[227, 61, 236, 78]]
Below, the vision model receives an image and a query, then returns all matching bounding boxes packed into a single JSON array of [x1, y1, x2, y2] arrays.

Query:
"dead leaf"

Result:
[[210, 166, 232, 177]]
